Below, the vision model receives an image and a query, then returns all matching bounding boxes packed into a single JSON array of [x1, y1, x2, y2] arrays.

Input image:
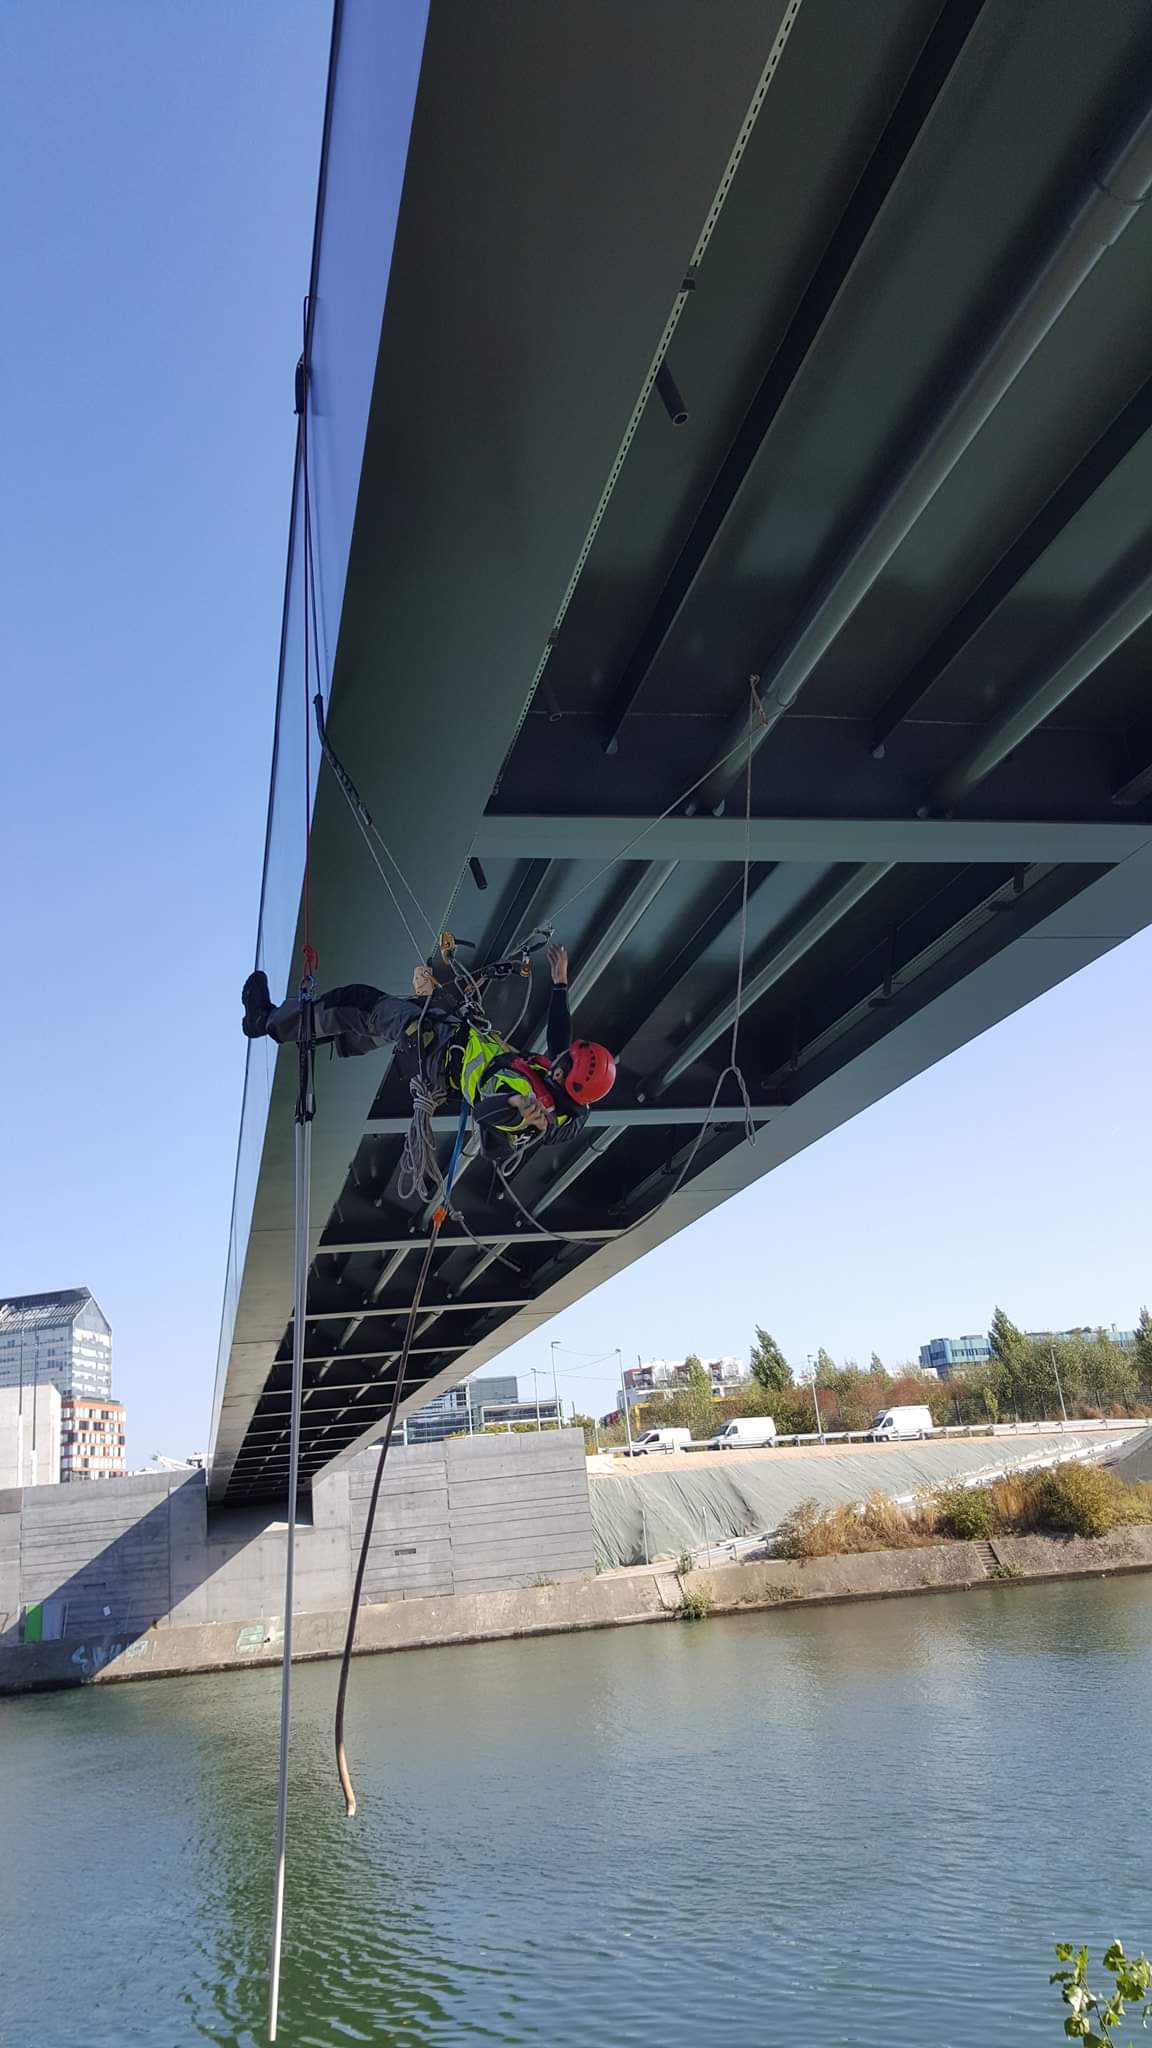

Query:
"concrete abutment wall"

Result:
[[0, 1430, 594, 1687]]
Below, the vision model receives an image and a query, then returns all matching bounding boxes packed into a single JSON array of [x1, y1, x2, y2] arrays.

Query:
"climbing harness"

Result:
[[333, 1098, 470, 1818], [483, 679, 763, 1247]]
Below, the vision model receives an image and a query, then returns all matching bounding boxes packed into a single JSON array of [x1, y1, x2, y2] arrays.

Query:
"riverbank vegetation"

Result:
[[776, 1464, 1152, 1558], [593, 1305, 1152, 1449], [1051, 1941, 1152, 2042]]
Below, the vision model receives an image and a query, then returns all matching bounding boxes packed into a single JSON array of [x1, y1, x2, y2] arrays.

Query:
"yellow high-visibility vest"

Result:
[[459, 1027, 534, 1110]]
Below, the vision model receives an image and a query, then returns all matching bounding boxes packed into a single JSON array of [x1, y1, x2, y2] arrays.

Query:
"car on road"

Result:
[[867, 1405, 935, 1441], [709, 1417, 778, 1449], [623, 1428, 691, 1455]]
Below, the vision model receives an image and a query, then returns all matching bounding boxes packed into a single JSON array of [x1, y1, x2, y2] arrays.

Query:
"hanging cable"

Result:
[[268, 323, 322, 2044], [268, 982, 317, 2041], [444, 686, 770, 953], [299, 312, 319, 985], [334, 1101, 470, 1817], [312, 692, 439, 955], [533, 681, 768, 931]]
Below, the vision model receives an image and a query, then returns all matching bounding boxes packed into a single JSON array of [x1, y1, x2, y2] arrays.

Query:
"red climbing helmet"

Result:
[[561, 1039, 617, 1105]]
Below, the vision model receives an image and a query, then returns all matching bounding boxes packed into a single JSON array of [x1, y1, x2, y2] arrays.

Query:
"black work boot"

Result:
[[241, 970, 273, 1038]]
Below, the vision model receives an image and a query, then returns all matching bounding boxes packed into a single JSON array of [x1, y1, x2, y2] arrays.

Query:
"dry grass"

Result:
[[777, 1465, 1152, 1559], [777, 1494, 936, 1559]]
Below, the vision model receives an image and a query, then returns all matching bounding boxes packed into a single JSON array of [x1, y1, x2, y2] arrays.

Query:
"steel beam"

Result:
[[364, 1104, 782, 1134], [315, 1228, 624, 1253], [473, 815, 1152, 865], [1113, 758, 1152, 807], [280, 1346, 467, 1369], [931, 560, 1152, 811], [294, 1300, 533, 1321], [598, 0, 990, 749], [870, 373, 1152, 751], [653, 864, 891, 1090], [695, 87, 1152, 811]]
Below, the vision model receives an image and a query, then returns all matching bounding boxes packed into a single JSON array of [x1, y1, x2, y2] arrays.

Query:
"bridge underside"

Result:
[[210, 0, 1152, 1503]]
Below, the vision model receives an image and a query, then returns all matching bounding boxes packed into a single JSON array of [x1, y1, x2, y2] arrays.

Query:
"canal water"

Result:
[[2, 1577, 1149, 2047]]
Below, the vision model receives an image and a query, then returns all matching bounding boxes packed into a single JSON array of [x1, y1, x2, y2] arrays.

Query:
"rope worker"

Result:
[[241, 943, 617, 1164]]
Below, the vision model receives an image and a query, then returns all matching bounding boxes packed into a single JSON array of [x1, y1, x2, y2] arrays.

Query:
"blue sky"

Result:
[[2, 5, 1148, 1457]]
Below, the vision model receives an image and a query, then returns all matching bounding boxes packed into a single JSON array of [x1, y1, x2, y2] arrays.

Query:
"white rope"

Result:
[[397, 1074, 449, 1203], [344, 798, 434, 960], [267, 1102, 311, 2041]]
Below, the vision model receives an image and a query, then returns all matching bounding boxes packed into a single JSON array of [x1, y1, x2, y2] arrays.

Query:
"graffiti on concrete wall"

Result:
[[235, 1620, 283, 1655], [68, 1636, 156, 1675]]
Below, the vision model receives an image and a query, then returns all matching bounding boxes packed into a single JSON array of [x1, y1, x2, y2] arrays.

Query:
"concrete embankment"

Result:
[[6, 1524, 1152, 1695], [588, 1426, 1145, 1567]]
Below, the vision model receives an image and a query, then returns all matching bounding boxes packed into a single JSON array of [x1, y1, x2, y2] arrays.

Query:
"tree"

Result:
[[1080, 1329, 1139, 1414], [869, 1352, 888, 1380], [1135, 1305, 1152, 1378], [814, 1348, 837, 1385], [750, 1327, 792, 1393], [683, 1354, 717, 1442], [989, 1306, 1027, 1366]]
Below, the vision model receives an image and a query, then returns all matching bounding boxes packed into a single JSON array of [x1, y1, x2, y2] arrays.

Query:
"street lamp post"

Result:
[[1050, 1344, 1069, 1425], [550, 1340, 561, 1432], [531, 1369, 543, 1431], [617, 1348, 634, 1453], [807, 1354, 823, 1438]]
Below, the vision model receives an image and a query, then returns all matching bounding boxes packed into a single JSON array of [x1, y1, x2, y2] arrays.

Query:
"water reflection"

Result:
[[2, 1576, 1151, 2046]]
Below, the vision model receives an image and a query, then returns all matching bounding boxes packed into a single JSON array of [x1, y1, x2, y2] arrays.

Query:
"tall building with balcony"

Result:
[[0, 1291, 124, 1480], [0, 1289, 113, 1401], [60, 1396, 127, 1481]]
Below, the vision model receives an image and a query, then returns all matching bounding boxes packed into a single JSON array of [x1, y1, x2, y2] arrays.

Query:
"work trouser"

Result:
[[266, 984, 460, 1069]]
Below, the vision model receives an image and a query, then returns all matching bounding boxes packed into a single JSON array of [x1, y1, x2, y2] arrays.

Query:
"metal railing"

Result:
[[591, 1418, 1148, 1457]]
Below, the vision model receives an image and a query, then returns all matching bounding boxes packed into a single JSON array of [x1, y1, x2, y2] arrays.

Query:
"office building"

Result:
[[403, 1375, 523, 1445], [60, 1396, 127, 1481], [921, 1325, 1137, 1379], [0, 1384, 61, 1488], [918, 1335, 994, 1377], [476, 1396, 561, 1430], [621, 1356, 748, 1407], [0, 1289, 113, 1401]]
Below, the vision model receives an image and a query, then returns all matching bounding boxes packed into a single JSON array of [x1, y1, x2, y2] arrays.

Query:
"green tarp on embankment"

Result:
[[588, 1432, 1139, 1568]]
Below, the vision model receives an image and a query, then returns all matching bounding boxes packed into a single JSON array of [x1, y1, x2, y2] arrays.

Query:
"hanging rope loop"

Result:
[[334, 1097, 471, 1817]]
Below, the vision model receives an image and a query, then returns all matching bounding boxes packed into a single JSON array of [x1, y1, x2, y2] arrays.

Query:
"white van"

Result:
[[624, 1428, 691, 1456], [709, 1417, 777, 1450], [868, 1405, 934, 1442]]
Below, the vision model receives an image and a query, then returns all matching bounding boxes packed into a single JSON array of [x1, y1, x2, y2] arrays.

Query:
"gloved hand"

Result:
[[548, 943, 569, 986], [412, 964, 437, 998]]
